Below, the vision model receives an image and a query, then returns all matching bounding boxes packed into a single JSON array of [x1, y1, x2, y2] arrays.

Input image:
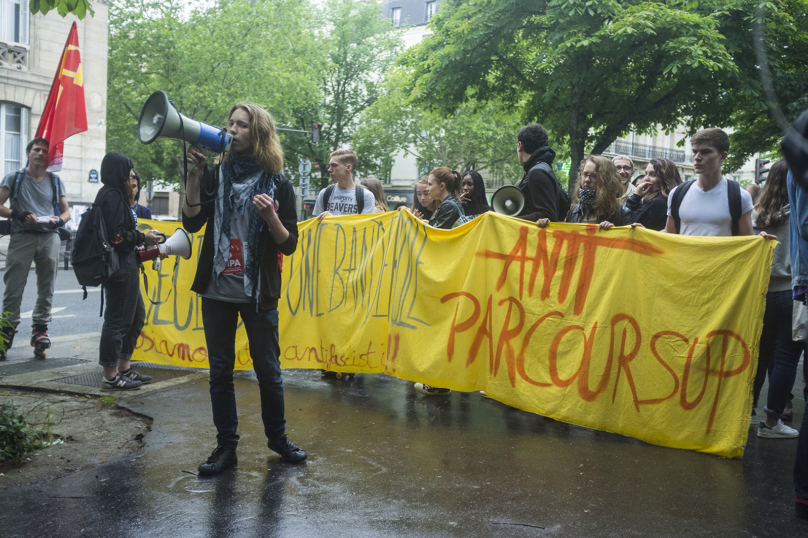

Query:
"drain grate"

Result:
[[52, 363, 202, 388], [0, 357, 84, 377]]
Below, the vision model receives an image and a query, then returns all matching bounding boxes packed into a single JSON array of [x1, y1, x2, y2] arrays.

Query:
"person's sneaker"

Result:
[[121, 368, 152, 384], [198, 446, 237, 476], [267, 435, 307, 463], [414, 383, 451, 396], [757, 419, 799, 438], [101, 373, 142, 391], [796, 497, 808, 520]]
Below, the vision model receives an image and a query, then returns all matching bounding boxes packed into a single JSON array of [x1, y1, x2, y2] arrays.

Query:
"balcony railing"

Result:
[[0, 41, 28, 69], [606, 140, 690, 163]]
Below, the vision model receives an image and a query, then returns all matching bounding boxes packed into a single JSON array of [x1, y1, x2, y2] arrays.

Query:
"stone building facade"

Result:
[[0, 0, 108, 204]]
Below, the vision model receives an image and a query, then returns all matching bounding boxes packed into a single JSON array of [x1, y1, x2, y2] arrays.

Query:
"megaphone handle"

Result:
[[157, 232, 168, 243]]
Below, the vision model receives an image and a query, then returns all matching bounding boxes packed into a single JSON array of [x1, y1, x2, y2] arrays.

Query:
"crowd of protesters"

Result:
[[4, 106, 805, 519]]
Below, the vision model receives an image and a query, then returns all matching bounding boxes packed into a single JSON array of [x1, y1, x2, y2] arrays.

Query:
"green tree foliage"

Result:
[[355, 70, 524, 184], [29, 0, 94, 19], [402, 0, 773, 180], [280, 0, 403, 191], [106, 0, 322, 191], [718, 0, 808, 171]]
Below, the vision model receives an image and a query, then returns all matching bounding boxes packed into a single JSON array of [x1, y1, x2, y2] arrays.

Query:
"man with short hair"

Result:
[[664, 128, 757, 237], [515, 123, 569, 222], [313, 149, 374, 220], [612, 155, 636, 203], [0, 138, 70, 359], [131, 171, 152, 220]]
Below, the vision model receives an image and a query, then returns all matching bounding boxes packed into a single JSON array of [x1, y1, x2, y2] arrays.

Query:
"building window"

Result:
[[391, 7, 401, 27], [1, 103, 28, 175], [151, 193, 169, 215], [425, 1, 436, 22], [0, 0, 29, 45]]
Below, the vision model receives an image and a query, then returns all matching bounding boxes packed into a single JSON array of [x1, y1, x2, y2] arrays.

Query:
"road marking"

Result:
[[54, 289, 101, 294], [20, 307, 72, 319]]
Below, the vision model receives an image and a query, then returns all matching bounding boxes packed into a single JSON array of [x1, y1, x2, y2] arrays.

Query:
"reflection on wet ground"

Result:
[[0, 370, 805, 537]]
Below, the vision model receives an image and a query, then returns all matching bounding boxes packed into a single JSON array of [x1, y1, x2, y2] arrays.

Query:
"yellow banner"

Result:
[[133, 213, 773, 458]]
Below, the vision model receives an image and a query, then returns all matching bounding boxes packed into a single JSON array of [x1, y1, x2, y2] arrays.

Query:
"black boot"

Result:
[[267, 435, 307, 463], [198, 446, 237, 476]]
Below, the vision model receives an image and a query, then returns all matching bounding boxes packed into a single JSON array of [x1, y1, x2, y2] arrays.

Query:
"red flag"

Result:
[[35, 21, 88, 172]]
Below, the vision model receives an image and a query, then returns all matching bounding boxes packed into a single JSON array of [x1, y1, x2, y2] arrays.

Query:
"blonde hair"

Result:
[[360, 177, 389, 212], [223, 102, 283, 174], [574, 155, 623, 217], [330, 148, 358, 172]]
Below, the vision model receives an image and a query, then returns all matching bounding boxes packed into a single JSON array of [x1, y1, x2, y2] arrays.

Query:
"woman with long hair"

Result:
[[96, 153, 161, 390], [625, 158, 682, 231], [752, 159, 802, 438], [459, 170, 492, 217], [360, 177, 389, 213], [410, 176, 438, 220], [412, 167, 463, 396], [542, 155, 629, 228], [420, 167, 464, 229], [183, 102, 307, 474]]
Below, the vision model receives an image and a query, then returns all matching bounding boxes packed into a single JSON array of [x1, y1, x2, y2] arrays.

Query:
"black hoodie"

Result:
[[516, 146, 563, 222], [95, 152, 144, 252]]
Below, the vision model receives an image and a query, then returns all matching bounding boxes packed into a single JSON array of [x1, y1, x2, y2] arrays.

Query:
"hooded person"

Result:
[[95, 152, 161, 390], [131, 171, 152, 220]]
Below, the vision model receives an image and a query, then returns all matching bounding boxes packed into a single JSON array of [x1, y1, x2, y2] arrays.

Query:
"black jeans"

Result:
[[201, 298, 286, 449], [99, 251, 145, 368], [753, 290, 805, 417]]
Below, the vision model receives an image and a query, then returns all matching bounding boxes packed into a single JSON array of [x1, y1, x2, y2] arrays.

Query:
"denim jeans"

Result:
[[201, 298, 286, 449], [99, 252, 145, 368], [794, 364, 808, 499], [753, 290, 805, 417]]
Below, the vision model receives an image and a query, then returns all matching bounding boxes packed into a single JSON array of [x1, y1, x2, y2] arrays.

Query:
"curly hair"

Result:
[[222, 103, 283, 174], [517, 124, 549, 155], [755, 160, 790, 228], [573, 155, 623, 218]]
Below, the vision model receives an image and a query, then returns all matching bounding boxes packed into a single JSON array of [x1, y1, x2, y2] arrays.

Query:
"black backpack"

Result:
[[530, 161, 571, 222], [322, 183, 365, 214], [71, 193, 120, 301], [670, 179, 742, 236]]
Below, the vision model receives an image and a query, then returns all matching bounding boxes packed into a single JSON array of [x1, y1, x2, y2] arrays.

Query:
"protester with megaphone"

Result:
[[95, 152, 161, 391], [514, 123, 570, 223], [182, 102, 307, 474]]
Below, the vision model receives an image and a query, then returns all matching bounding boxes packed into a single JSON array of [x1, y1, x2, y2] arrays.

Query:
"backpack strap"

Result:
[[322, 184, 336, 213], [8, 168, 25, 206], [355, 184, 364, 214], [670, 180, 695, 234], [50, 172, 61, 216], [726, 179, 742, 236]]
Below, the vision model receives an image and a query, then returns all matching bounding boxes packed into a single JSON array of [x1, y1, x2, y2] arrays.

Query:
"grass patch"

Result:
[[99, 395, 119, 409]]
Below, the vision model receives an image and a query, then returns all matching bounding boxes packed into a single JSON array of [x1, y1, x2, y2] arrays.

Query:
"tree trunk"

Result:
[[568, 140, 584, 194]]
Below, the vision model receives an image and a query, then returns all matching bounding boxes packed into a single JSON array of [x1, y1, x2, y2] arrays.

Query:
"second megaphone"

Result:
[[137, 228, 193, 263], [491, 185, 525, 216], [138, 91, 232, 153]]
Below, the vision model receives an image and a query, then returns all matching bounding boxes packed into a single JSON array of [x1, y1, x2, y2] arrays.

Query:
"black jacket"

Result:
[[516, 147, 562, 222], [96, 152, 144, 252], [429, 194, 463, 229], [566, 203, 631, 226], [625, 194, 668, 231], [182, 165, 298, 311]]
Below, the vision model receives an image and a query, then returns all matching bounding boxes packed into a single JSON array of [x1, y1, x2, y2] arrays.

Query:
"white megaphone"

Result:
[[137, 228, 193, 272], [137, 91, 232, 153], [491, 185, 525, 216]]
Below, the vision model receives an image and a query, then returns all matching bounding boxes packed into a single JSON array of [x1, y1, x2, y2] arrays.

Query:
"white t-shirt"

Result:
[[667, 178, 754, 237], [313, 184, 375, 216]]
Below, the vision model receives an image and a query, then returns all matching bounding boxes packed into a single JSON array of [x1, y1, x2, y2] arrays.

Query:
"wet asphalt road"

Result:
[[0, 367, 806, 537]]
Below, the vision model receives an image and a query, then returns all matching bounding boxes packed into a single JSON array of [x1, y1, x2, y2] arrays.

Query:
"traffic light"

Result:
[[311, 123, 320, 144], [755, 158, 770, 184]]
